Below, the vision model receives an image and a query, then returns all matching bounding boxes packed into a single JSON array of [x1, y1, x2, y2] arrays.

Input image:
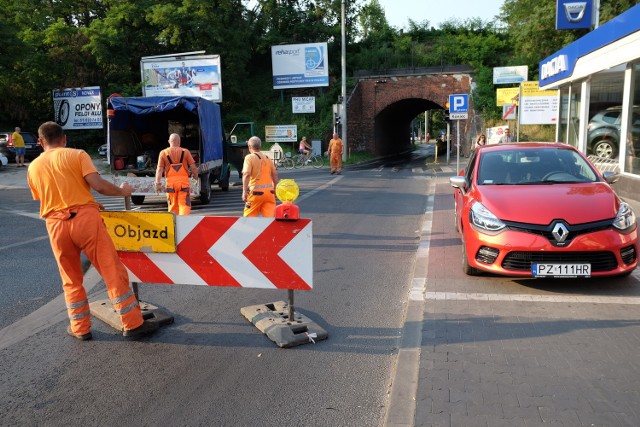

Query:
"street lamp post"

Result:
[[341, 0, 347, 162]]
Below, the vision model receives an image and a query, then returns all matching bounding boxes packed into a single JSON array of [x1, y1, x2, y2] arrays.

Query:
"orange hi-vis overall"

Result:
[[164, 149, 192, 215], [243, 152, 276, 217], [328, 137, 344, 173], [27, 148, 144, 335]]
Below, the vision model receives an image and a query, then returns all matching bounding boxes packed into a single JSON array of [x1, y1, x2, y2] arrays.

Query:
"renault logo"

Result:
[[552, 222, 570, 243]]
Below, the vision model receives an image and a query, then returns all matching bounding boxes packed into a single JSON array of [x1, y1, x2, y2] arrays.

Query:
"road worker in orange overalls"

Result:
[[155, 133, 199, 215], [327, 132, 344, 175], [242, 136, 279, 217], [27, 121, 158, 341]]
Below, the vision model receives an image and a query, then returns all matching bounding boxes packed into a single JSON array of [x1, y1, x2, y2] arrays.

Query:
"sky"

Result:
[[375, 0, 504, 29]]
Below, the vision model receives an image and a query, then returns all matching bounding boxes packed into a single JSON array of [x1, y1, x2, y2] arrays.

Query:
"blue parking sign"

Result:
[[449, 94, 469, 119]]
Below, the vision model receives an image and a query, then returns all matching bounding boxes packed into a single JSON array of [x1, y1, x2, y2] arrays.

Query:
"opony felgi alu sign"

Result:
[[52, 86, 103, 130]]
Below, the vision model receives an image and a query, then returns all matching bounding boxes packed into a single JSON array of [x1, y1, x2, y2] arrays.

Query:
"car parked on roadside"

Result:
[[0, 130, 43, 162], [450, 143, 638, 278], [98, 143, 107, 157], [587, 106, 640, 159]]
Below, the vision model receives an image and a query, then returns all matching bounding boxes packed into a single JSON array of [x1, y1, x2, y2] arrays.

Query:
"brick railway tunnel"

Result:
[[347, 69, 475, 156]]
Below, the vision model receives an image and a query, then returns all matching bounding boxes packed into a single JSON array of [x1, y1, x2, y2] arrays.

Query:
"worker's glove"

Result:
[[154, 183, 162, 194], [191, 177, 199, 189]]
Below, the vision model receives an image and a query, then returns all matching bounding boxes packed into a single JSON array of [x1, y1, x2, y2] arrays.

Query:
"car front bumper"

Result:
[[464, 227, 638, 277]]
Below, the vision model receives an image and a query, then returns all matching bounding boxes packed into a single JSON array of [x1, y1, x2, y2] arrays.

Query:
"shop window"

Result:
[[558, 87, 569, 143], [587, 67, 624, 160], [566, 82, 581, 148], [625, 63, 640, 175]]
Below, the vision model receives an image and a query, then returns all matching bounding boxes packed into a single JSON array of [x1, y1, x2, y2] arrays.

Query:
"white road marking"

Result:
[[0, 234, 48, 251], [425, 291, 640, 304]]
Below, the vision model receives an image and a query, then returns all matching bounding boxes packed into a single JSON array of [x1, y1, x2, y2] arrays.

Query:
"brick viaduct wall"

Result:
[[347, 73, 473, 154]]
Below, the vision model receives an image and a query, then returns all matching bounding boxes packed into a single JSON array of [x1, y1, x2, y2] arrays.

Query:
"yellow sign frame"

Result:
[[100, 211, 176, 253]]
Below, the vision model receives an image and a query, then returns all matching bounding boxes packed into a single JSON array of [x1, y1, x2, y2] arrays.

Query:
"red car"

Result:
[[450, 143, 638, 278]]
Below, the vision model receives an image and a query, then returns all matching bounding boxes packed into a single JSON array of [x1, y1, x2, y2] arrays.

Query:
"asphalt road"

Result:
[[0, 152, 433, 426], [5, 144, 637, 426]]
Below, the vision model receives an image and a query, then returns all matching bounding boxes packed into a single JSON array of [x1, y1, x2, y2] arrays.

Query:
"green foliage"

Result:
[[0, 0, 637, 146]]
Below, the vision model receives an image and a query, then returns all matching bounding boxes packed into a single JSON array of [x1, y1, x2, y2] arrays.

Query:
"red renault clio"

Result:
[[450, 143, 638, 278]]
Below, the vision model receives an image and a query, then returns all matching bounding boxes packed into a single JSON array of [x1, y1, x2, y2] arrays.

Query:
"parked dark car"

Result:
[[587, 106, 640, 159], [0, 130, 43, 162]]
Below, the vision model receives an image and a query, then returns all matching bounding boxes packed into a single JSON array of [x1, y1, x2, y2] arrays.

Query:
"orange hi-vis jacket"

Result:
[[159, 147, 196, 215], [242, 152, 276, 217], [27, 147, 144, 334]]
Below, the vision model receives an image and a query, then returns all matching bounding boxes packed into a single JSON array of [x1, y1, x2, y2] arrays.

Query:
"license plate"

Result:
[[532, 263, 591, 278], [25, 144, 33, 149]]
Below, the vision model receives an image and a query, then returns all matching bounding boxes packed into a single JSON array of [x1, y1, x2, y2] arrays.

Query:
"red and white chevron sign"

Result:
[[117, 216, 313, 290]]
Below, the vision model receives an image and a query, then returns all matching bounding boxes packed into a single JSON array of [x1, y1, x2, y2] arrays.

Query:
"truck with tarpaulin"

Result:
[[106, 95, 231, 205]]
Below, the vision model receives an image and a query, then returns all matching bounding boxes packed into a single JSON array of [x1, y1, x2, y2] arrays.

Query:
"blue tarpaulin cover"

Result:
[[108, 96, 223, 163]]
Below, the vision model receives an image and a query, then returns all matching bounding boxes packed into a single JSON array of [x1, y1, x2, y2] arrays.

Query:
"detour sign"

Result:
[[100, 211, 176, 253]]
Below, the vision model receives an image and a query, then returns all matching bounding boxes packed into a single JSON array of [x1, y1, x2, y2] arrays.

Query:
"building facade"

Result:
[[539, 5, 640, 200]]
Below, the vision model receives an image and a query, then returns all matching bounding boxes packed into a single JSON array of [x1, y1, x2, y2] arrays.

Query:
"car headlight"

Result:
[[470, 202, 506, 234], [613, 202, 636, 233]]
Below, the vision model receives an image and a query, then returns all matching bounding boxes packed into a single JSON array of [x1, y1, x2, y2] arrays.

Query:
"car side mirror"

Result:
[[449, 176, 469, 195], [602, 170, 620, 184]]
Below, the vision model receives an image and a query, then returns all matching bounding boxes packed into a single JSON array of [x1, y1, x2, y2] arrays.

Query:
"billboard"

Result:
[[271, 43, 329, 89], [141, 54, 222, 102], [265, 125, 297, 143], [496, 87, 520, 106], [493, 66, 528, 84], [52, 86, 103, 130], [519, 81, 559, 125]]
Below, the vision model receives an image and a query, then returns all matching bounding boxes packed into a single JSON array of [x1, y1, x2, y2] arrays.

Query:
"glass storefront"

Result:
[[625, 63, 640, 175], [567, 82, 581, 148], [558, 87, 569, 143], [587, 67, 625, 160]]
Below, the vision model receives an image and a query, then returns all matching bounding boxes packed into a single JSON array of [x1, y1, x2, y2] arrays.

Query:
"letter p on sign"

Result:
[[448, 94, 469, 120]]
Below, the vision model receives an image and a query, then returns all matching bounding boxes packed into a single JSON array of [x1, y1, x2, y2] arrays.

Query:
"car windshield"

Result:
[[478, 148, 599, 185]]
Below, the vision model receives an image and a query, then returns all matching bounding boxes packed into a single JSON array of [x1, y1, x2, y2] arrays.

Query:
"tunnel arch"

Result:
[[375, 98, 443, 156], [348, 71, 473, 156]]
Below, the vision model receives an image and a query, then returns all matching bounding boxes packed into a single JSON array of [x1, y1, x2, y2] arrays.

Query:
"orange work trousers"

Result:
[[166, 182, 191, 215], [244, 190, 276, 217], [45, 205, 144, 335], [330, 153, 342, 173]]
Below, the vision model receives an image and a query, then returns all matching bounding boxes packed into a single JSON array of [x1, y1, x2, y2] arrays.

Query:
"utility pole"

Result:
[[341, 0, 347, 161]]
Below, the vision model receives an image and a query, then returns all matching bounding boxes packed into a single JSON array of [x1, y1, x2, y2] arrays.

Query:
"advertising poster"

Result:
[[519, 81, 559, 125], [292, 97, 316, 113], [265, 125, 297, 143], [493, 66, 528, 84], [271, 43, 329, 89], [52, 86, 103, 130], [496, 87, 520, 106], [141, 55, 222, 102], [487, 125, 509, 145]]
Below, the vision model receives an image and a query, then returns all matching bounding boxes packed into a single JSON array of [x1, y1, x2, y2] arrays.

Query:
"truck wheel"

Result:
[[219, 169, 230, 191], [219, 177, 230, 191], [131, 195, 145, 205], [200, 172, 211, 204]]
